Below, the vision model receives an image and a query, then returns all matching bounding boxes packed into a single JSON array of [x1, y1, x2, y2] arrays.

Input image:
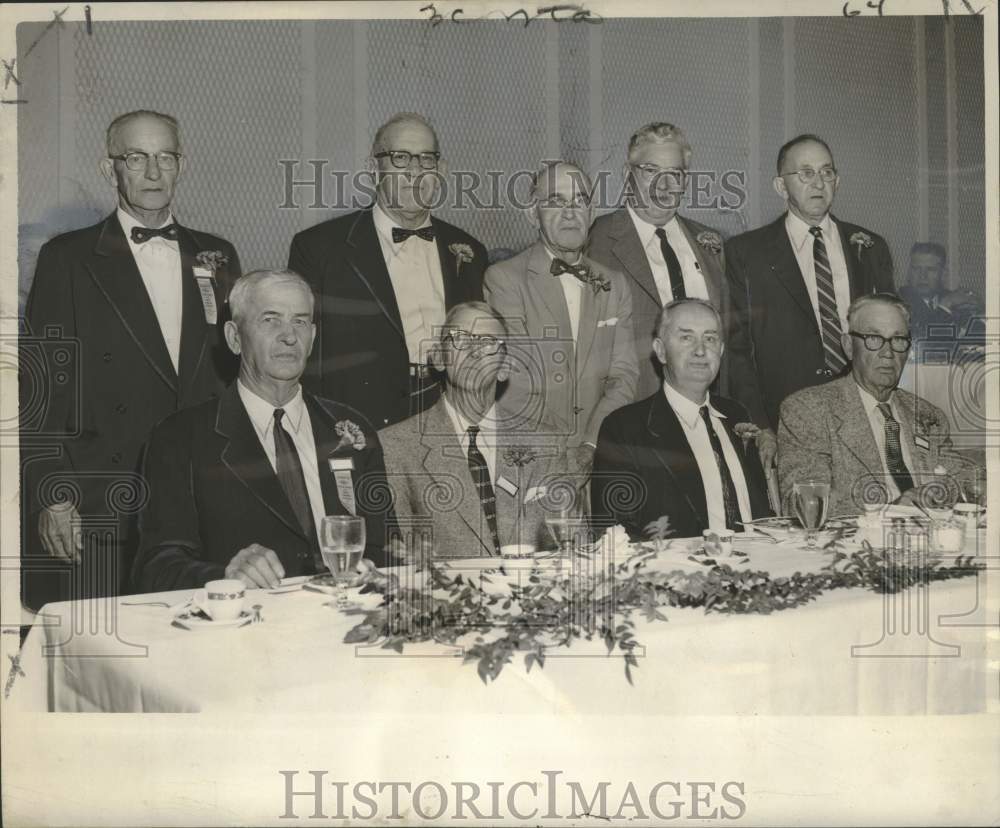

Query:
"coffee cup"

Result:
[[193, 579, 245, 621], [952, 503, 983, 533]]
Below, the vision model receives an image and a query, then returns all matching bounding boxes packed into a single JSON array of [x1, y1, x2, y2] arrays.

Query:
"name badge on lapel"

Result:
[[496, 475, 518, 496], [914, 434, 930, 450], [328, 457, 357, 515], [193, 265, 218, 325]]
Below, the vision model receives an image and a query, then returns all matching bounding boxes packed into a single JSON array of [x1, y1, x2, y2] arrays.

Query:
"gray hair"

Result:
[[442, 301, 508, 336], [106, 110, 180, 156], [529, 160, 593, 203], [371, 112, 439, 156], [654, 298, 722, 340], [228, 269, 314, 326], [846, 293, 911, 329], [776, 133, 834, 175], [627, 123, 693, 166]]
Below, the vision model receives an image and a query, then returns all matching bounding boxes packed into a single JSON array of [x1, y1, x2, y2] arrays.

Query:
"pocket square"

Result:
[[597, 317, 618, 328], [524, 486, 548, 503]]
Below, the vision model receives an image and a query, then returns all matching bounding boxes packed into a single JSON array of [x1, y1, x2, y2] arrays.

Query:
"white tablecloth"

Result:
[[12, 534, 992, 715]]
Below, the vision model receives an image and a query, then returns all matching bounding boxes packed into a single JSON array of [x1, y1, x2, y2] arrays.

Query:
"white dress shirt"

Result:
[[627, 204, 710, 305], [662, 381, 753, 530], [118, 207, 183, 373], [373, 203, 447, 365], [855, 382, 919, 500], [541, 246, 584, 344], [442, 394, 500, 485], [238, 381, 326, 538], [784, 211, 851, 332]]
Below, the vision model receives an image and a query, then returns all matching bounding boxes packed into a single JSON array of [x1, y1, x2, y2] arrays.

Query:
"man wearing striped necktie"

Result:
[[725, 134, 896, 442]]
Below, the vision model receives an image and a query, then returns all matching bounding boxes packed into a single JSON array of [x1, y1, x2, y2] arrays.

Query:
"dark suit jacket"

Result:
[[287, 209, 487, 429], [588, 209, 750, 400], [591, 390, 772, 542], [133, 385, 391, 592], [724, 214, 895, 429], [898, 284, 969, 342], [20, 213, 240, 607]]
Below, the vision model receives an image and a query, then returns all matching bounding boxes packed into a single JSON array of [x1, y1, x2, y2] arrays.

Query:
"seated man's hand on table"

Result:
[[225, 544, 285, 588]]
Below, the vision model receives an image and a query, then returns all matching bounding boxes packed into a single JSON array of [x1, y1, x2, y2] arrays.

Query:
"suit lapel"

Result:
[[432, 219, 463, 308], [305, 395, 350, 516], [769, 217, 820, 334], [678, 217, 721, 308], [646, 392, 709, 528], [175, 226, 214, 400], [526, 243, 575, 336], [608, 209, 660, 308], [344, 210, 406, 343], [833, 217, 867, 301], [831, 379, 880, 477], [574, 258, 603, 372], [420, 401, 492, 555], [217, 386, 307, 540], [86, 214, 178, 393]]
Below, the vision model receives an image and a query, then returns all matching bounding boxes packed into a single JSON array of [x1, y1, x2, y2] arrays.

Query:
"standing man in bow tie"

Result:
[[484, 161, 637, 479], [288, 112, 488, 430], [20, 109, 241, 608]]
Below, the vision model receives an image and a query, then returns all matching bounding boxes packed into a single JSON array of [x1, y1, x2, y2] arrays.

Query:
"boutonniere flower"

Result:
[[695, 230, 723, 255], [334, 419, 367, 452], [849, 231, 874, 261], [580, 266, 611, 295], [449, 242, 474, 275], [503, 447, 537, 467], [195, 250, 229, 274], [733, 422, 761, 450]]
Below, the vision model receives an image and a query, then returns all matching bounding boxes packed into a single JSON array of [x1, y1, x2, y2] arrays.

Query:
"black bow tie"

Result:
[[391, 225, 435, 244], [130, 223, 179, 244], [550, 258, 589, 280]]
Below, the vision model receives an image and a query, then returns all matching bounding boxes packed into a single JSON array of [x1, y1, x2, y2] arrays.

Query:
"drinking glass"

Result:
[[792, 481, 830, 548], [545, 508, 590, 556], [319, 516, 366, 604]]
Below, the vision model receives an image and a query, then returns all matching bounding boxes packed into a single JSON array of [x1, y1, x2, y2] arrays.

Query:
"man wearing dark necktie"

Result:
[[288, 112, 487, 430], [20, 109, 241, 609], [725, 134, 895, 435], [134, 270, 389, 591], [777, 294, 982, 516], [380, 302, 570, 560], [592, 299, 772, 541]]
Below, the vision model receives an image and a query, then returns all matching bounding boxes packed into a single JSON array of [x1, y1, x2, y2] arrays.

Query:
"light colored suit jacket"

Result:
[[777, 375, 977, 516], [379, 399, 570, 559], [588, 210, 731, 400], [483, 241, 638, 447]]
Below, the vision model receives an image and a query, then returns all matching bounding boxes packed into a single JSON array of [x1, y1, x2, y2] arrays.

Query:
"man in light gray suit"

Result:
[[380, 302, 569, 559], [778, 294, 981, 516], [588, 123, 738, 403], [484, 161, 638, 480]]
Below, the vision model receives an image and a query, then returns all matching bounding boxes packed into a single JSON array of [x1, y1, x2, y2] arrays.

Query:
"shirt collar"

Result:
[[626, 202, 677, 249], [784, 210, 835, 253], [853, 379, 895, 416], [117, 207, 177, 238], [238, 380, 306, 438], [661, 380, 723, 430], [441, 394, 499, 439], [373, 202, 432, 248]]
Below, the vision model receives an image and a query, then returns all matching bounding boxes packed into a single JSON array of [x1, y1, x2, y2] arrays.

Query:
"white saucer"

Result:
[[172, 609, 253, 630]]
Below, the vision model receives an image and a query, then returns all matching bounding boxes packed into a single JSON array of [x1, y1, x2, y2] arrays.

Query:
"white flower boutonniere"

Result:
[[195, 250, 229, 275], [849, 231, 874, 261], [503, 447, 537, 468], [695, 230, 723, 255], [334, 420, 367, 452], [449, 242, 474, 275], [733, 422, 761, 451]]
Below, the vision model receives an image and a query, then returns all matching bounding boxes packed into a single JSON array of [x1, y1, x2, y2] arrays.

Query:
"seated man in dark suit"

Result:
[[592, 299, 772, 541], [134, 270, 388, 592], [899, 242, 983, 342]]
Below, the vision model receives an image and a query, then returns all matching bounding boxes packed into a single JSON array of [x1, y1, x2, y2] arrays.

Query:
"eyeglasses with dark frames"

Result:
[[374, 150, 441, 170], [109, 151, 182, 171], [444, 329, 506, 355], [849, 331, 912, 353]]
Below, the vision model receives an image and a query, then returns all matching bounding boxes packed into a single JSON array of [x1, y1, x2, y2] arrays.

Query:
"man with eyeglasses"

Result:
[[589, 123, 741, 402], [725, 134, 895, 441], [20, 109, 241, 609], [777, 294, 979, 515], [379, 302, 568, 559], [288, 112, 487, 431], [484, 161, 637, 481]]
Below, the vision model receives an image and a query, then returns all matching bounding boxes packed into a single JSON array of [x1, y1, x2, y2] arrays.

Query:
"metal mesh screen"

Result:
[[954, 16, 985, 295]]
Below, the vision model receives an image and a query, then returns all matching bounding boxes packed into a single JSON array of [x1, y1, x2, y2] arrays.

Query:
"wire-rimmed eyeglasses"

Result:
[[444, 329, 506, 355], [109, 151, 182, 171]]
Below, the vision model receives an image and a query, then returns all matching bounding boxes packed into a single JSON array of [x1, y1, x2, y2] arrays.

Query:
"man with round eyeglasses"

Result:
[[288, 112, 487, 432], [20, 109, 242, 609], [777, 294, 981, 516], [724, 134, 895, 451], [379, 302, 569, 559]]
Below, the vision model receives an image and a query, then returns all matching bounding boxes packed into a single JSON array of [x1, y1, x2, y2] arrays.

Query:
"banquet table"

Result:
[[11, 527, 993, 715]]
